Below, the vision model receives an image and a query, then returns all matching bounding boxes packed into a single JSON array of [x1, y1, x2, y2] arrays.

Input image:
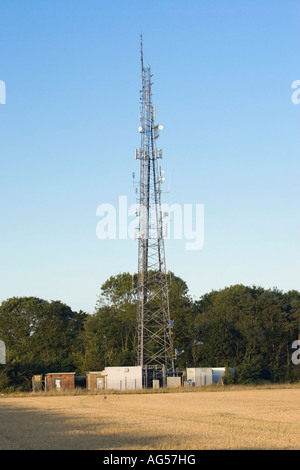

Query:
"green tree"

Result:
[[193, 285, 300, 383], [84, 273, 137, 369], [85, 271, 194, 370], [0, 297, 86, 390], [167, 273, 196, 368]]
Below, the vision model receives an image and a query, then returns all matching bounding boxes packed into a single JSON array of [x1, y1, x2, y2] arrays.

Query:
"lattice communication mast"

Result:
[[135, 35, 174, 385]]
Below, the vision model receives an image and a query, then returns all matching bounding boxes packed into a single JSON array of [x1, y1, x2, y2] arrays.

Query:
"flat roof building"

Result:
[[45, 372, 75, 391]]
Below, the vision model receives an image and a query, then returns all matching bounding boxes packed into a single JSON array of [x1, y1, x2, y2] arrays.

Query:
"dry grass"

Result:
[[0, 385, 300, 450]]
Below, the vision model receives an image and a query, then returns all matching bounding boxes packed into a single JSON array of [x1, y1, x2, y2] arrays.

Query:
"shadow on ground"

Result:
[[0, 405, 168, 450]]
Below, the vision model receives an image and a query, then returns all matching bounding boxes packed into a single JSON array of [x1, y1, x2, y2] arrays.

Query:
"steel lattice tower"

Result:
[[135, 36, 174, 385]]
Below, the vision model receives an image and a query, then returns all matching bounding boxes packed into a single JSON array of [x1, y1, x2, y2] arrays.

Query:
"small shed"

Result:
[[45, 372, 75, 391], [86, 371, 106, 391]]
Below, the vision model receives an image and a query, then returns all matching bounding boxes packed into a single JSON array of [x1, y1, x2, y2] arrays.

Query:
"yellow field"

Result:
[[0, 387, 299, 450]]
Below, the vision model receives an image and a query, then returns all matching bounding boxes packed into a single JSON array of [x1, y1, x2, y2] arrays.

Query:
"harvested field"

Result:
[[0, 387, 299, 450]]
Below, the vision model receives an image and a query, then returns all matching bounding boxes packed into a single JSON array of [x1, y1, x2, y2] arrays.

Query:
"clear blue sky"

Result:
[[0, 0, 299, 314]]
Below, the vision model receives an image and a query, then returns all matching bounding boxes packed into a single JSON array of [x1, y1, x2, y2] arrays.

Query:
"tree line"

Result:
[[0, 272, 299, 391]]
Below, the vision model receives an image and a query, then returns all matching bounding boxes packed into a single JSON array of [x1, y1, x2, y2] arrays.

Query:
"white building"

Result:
[[186, 367, 230, 386], [100, 366, 143, 391]]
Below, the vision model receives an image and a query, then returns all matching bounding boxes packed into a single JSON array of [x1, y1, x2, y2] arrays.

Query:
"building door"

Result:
[[96, 377, 104, 390], [54, 378, 62, 390]]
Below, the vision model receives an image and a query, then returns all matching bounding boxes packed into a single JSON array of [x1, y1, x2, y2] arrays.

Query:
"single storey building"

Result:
[[186, 367, 233, 386], [99, 366, 143, 391], [45, 372, 75, 391]]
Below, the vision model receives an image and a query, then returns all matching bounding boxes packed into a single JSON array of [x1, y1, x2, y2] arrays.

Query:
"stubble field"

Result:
[[0, 386, 299, 450]]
